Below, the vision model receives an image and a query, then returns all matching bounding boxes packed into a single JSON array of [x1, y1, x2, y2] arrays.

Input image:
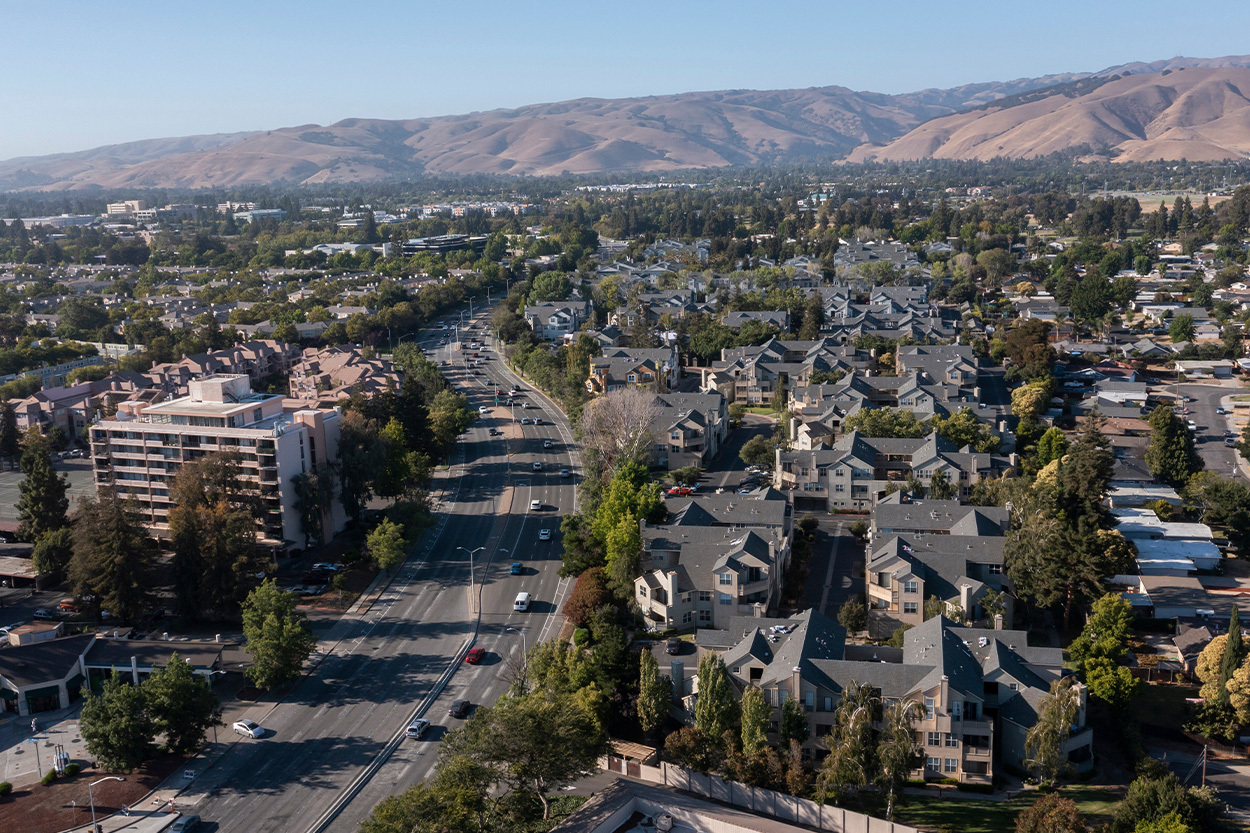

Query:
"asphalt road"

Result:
[[1150, 745, 1250, 821], [798, 516, 860, 621], [184, 312, 579, 833], [702, 414, 775, 493], [1181, 382, 1246, 480]]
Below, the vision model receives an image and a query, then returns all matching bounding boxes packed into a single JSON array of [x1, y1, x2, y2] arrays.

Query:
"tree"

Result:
[[838, 596, 867, 633], [818, 681, 877, 804], [1084, 657, 1139, 712], [1218, 606, 1246, 705], [578, 388, 660, 476], [1145, 405, 1202, 488], [931, 408, 1000, 452], [441, 690, 608, 819], [1036, 427, 1069, 466], [337, 412, 385, 522], [739, 685, 770, 759], [878, 699, 923, 820], [1069, 592, 1135, 672], [367, 518, 407, 573], [31, 526, 74, 580], [1016, 792, 1088, 833], [924, 595, 946, 621], [694, 652, 738, 743], [603, 512, 642, 599], [241, 579, 317, 690], [780, 697, 809, 745], [843, 407, 927, 439], [1111, 767, 1226, 833], [168, 452, 264, 618], [739, 434, 777, 470], [1169, 313, 1195, 343], [1184, 472, 1250, 554], [291, 464, 337, 548], [16, 428, 69, 542], [1024, 676, 1081, 785], [664, 726, 716, 772], [1134, 812, 1195, 833], [562, 567, 611, 628], [69, 494, 157, 623], [670, 465, 702, 487], [927, 469, 957, 500], [0, 402, 18, 463], [80, 670, 154, 772], [637, 649, 671, 740], [1011, 382, 1050, 423], [357, 771, 485, 833], [142, 653, 221, 754], [376, 418, 427, 501]]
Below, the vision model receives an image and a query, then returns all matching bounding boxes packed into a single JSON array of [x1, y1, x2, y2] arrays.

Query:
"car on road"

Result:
[[478, 406, 489, 414], [560, 468, 570, 478], [1187, 420, 1198, 431], [488, 428, 501, 436], [665, 639, 682, 655], [233, 719, 264, 738], [532, 461, 543, 471], [534, 417, 543, 424], [405, 718, 430, 739], [538, 529, 551, 541], [1217, 406, 1227, 415], [510, 562, 523, 575], [520, 417, 532, 425], [168, 815, 201, 833], [530, 499, 542, 511], [465, 647, 486, 665], [1224, 429, 1237, 437], [543, 439, 553, 449], [521, 401, 531, 409], [448, 699, 471, 718]]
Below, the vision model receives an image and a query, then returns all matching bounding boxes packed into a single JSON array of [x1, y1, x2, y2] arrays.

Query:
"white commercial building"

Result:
[[89, 375, 345, 547]]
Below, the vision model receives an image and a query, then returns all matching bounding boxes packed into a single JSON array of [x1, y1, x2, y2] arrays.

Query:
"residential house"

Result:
[[587, 347, 677, 394], [525, 300, 592, 341], [652, 392, 728, 470]]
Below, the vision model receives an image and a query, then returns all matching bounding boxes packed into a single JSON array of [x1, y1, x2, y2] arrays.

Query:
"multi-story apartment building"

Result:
[[652, 392, 728, 470], [587, 347, 678, 395], [684, 612, 1092, 781], [89, 375, 345, 547]]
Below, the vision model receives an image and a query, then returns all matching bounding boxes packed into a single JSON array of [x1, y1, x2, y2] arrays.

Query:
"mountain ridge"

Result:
[[4, 55, 1250, 190]]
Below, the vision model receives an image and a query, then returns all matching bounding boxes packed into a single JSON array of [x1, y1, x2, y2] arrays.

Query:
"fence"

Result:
[[602, 756, 918, 833]]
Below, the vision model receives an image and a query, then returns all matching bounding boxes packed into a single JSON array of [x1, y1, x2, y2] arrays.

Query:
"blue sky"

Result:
[[4, 0, 1250, 160]]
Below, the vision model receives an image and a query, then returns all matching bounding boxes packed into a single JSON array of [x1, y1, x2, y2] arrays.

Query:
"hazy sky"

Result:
[[4, 0, 1250, 160]]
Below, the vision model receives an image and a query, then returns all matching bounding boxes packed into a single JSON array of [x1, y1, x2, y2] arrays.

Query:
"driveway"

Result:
[[797, 516, 862, 620], [701, 414, 775, 493]]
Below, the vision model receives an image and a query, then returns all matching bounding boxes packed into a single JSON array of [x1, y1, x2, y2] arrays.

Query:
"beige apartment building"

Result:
[[89, 374, 346, 547]]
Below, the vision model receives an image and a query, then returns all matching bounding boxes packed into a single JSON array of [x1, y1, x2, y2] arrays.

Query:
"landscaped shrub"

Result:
[[41, 770, 56, 786], [0, 781, 12, 797], [64, 763, 80, 776]]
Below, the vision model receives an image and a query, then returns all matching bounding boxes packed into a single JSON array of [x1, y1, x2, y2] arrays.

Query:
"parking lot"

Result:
[[0, 457, 96, 525]]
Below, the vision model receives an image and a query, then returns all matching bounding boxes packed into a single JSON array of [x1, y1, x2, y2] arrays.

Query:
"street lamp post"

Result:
[[89, 776, 125, 832], [457, 546, 486, 612]]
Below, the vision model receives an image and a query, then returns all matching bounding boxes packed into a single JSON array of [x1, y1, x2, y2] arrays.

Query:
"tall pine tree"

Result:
[[1217, 607, 1246, 706], [16, 428, 69, 542]]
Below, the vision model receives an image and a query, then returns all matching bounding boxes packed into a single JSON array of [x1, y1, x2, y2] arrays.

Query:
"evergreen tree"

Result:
[[16, 428, 69, 542], [241, 579, 317, 690], [637, 649, 671, 740], [694, 652, 738, 744], [142, 653, 222, 754], [69, 494, 157, 623], [1216, 607, 1246, 706], [1145, 405, 1202, 488], [1035, 427, 1069, 466], [739, 685, 770, 759], [0, 402, 18, 463], [80, 670, 155, 772]]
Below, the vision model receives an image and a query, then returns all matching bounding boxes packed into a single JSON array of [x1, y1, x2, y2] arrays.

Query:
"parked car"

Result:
[[448, 699, 471, 718], [1226, 437, 1238, 447], [667, 486, 693, 496], [33, 609, 58, 621], [312, 563, 341, 573], [233, 719, 264, 738], [478, 406, 489, 414], [665, 638, 682, 655], [405, 718, 430, 739], [465, 647, 486, 665], [1216, 406, 1227, 415]]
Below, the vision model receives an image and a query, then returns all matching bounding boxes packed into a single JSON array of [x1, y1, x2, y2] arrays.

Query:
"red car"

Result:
[[667, 486, 693, 496], [464, 647, 486, 665]]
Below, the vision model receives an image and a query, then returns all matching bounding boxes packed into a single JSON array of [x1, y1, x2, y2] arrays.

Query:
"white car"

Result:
[[478, 406, 489, 414], [405, 718, 430, 739], [530, 499, 542, 511], [538, 529, 552, 541], [560, 468, 571, 478], [532, 461, 543, 471], [543, 440, 554, 449], [311, 563, 341, 573], [233, 719, 264, 738]]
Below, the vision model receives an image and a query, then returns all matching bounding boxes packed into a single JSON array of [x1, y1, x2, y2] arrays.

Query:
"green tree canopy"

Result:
[[80, 670, 154, 772], [843, 407, 927, 439], [16, 428, 69, 542], [1145, 405, 1202, 488], [142, 652, 222, 754], [69, 494, 157, 623], [241, 579, 317, 690]]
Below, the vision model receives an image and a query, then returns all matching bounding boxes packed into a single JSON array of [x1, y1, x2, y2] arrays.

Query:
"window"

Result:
[[682, 611, 693, 624], [638, 586, 647, 598], [835, 484, 844, 492], [903, 602, 918, 615], [963, 702, 979, 721], [945, 733, 959, 748], [719, 573, 733, 586], [944, 758, 958, 774], [698, 610, 712, 623], [952, 700, 962, 721], [822, 696, 833, 712], [926, 757, 940, 771], [805, 691, 814, 709], [927, 732, 941, 747], [903, 581, 918, 594], [988, 564, 1003, 575], [719, 593, 733, 605], [1009, 682, 1020, 691], [698, 591, 712, 602], [924, 698, 935, 720]]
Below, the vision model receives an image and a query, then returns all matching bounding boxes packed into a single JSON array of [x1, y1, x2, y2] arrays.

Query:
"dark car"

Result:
[[665, 639, 682, 655], [448, 699, 471, 718]]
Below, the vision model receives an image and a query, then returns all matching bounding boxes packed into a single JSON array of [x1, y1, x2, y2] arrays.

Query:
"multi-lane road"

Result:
[[187, 311, 579, 832]]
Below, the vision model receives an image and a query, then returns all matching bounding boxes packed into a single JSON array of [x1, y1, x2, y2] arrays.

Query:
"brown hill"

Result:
[[847, 67, 1250, 164]]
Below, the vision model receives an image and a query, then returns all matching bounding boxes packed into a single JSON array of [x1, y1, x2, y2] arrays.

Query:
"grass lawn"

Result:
[[743, 406, 780, 417], [895, 785, 1122, 833]]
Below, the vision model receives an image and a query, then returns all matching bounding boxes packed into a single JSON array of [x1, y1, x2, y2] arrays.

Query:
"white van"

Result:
[[514, 592, 531, 611]]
